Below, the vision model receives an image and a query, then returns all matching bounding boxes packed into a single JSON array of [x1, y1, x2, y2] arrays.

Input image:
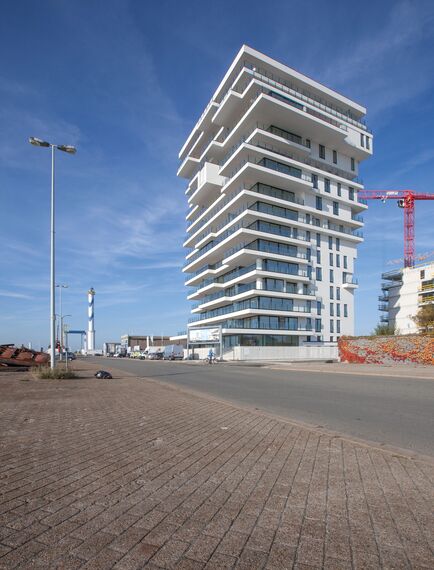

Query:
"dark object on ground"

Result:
[[94, 370, 113, 379]]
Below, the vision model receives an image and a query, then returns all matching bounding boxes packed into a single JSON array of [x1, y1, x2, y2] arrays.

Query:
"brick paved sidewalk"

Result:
[[0, 366, 432, 570]]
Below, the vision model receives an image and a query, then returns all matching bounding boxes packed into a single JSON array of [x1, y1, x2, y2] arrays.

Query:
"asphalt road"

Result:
[[88, 357, 434, 457]]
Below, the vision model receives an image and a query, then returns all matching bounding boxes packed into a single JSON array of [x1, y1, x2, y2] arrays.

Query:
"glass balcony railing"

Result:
[[223, 318, 313, 332], [191, 283, 316, 310], [327, 221, 363, 238], [267, 125, 310, 148], [343, 275, 358, 285], [236, 63, 370, 132], [189, 297, 312, 323]]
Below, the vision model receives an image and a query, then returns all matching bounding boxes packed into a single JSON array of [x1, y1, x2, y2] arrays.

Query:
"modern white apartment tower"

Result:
[[178, 46, 372, 357], [379, 262, 434, 334]]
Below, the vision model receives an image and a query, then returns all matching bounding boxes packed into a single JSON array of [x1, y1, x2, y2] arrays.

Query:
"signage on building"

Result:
[[188, 327, 220, 343]]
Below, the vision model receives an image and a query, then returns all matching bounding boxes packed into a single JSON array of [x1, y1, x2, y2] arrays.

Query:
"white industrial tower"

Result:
[[87, 287, 95, 351]]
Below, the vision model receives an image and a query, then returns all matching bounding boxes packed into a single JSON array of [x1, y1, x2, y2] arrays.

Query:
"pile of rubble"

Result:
[[0, 344, 49, 368]]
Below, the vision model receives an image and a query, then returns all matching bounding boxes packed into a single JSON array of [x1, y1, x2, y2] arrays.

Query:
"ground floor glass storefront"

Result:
[[223, 334, 300, 348]]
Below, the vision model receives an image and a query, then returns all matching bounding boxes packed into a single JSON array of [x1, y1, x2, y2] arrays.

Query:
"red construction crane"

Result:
[[358, 189, 434, 268]]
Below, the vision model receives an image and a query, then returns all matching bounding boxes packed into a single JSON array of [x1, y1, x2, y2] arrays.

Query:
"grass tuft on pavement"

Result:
[[37, 365, 78, 379]]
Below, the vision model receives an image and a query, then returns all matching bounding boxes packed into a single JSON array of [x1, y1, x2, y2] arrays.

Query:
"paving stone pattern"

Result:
[[0, 367, 433, 569]]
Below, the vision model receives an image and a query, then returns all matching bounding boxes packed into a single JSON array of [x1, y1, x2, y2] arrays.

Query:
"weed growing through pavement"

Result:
[[37, 365, 78, 380]]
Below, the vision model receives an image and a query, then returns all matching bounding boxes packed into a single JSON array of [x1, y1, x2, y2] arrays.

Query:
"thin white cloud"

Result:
[[0, 290, 32, 299], [375, 148, 434, 187], [320, 1, 434, 115]]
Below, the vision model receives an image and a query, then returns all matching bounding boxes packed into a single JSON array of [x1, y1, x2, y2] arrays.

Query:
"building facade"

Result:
[[120, 335, 172, 351], [178, 45, 372, 355], [379, 262, 434, 334]]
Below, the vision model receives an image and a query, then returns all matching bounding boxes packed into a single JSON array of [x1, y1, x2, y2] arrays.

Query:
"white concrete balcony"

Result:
[[177, 155, 200, 179], [187, 261, 311, 300], [184, 219, 310, 273], [192, 287, 317, 313], [189, 306, 314, 327], [179, 101, 219, 161], [187, 162, 226, 206], [342, 275, 359, 288], [218, 65, 369, 133]]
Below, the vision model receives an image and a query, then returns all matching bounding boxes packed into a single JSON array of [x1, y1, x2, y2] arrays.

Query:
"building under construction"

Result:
[[380, 261, 434, 334]]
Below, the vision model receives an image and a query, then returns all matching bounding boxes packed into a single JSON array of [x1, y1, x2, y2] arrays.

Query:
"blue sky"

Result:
[[1, 0, 434, 349]]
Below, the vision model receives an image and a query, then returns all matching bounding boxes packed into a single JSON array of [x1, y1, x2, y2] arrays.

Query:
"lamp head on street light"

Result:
[[57, 144, 77, 155], [29, 136, 50, 148]]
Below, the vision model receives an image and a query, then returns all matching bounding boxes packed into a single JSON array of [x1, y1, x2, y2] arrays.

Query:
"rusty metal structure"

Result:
[[0, 345, 50, 368]]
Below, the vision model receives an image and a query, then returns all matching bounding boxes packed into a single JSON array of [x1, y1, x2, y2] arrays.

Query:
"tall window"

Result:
[[319, 144, 325, 159], [328, 236, 333, 249], [336, 254, 340, 268], [360, 133, 365, 147], [306, 230, 310, 242], [315, 319, 322, 332], [330, 286, 334, 299], [317, 301, 322, 315], [343, 255, 348, 269], [344, 304, 348, 317], [330, 303, 334, 316], [351, 157, 355, 171], [366, 137, 370, 150], [336, 287, 341, 301], [329, 252, 333, 266], [333, 150, 337, 164], [316, 196, 323, 211], [316, 233, 321, 247], [316, 249, 321, 264], [336, 304, 341, 317], [330, 269, 334, 283], [325, 178, 331, 193], [316, 267, 322, 281], [336, 238, 340, 251], [337, 320, 341, 333], [337, 182, 342, 197], [312, 173, 318, 189], [349, 187, 355, 201], [265, 278, 284, 291], [330, 320, 334, 333], [307, 248, 311, 262], [333, 201, 339, 215]]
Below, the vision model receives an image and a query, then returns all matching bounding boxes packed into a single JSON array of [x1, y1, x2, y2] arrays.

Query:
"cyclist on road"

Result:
[[207, 348, 215, 363]]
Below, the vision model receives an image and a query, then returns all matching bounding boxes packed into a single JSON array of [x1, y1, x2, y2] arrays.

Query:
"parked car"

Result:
[[148, 351, 164, 360], [163, 345, 184, 360]]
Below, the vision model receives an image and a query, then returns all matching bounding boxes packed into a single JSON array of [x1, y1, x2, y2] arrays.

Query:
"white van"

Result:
[[163, 345, 184, 360]]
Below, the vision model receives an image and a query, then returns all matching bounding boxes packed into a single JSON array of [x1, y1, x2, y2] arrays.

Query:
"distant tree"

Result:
[[412, 304, 434, 334], [372, 323, 395, 336]]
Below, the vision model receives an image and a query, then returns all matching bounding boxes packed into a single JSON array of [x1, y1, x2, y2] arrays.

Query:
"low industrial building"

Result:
[[102, 342, 121, 356], [120, 335, 172, 352]]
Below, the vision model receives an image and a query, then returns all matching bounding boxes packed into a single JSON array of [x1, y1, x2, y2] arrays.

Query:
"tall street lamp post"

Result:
[[29, 137, 76, 369]]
